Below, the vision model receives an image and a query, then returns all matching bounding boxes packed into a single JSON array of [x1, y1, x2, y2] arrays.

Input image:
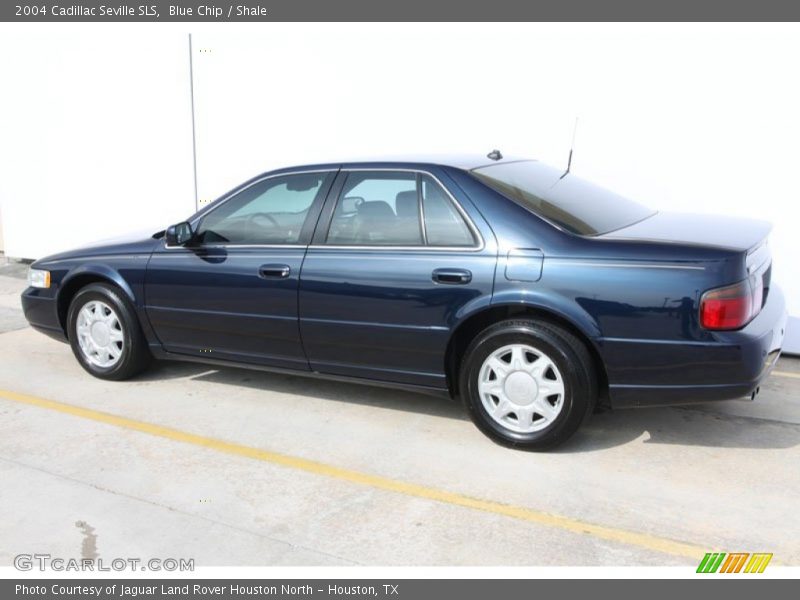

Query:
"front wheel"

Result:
[[459, 319, 597, 451], [67, 283, 151, 380]]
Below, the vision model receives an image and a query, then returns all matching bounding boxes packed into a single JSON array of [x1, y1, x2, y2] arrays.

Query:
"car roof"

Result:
[[274, 153, 532, 173]]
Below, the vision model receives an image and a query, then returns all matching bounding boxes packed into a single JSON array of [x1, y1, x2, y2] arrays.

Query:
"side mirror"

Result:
[[165, 222, 194, 246]]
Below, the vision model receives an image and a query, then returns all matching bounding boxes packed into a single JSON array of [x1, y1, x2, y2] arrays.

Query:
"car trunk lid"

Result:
[[599, 211, 771, 253]]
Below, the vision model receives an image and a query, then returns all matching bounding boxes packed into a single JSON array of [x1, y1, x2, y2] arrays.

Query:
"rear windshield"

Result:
[[471, 160, 656, 236]]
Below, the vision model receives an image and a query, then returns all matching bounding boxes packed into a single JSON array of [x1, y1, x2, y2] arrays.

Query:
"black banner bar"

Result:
[[4, 0, 800, 22], [4, 579, 799, 600]]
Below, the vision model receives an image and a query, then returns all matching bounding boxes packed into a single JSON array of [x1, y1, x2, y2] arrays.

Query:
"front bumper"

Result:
[[607, 284, 788, 408], [20, 287, 67, 342]]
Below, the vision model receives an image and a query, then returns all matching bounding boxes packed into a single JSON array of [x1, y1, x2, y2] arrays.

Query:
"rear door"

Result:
[[298, 168, 497, 389], [145, 170, 336, 370]]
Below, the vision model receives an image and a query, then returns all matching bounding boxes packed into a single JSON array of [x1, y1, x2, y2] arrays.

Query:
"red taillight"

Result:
[[700, 280, 754, 330]]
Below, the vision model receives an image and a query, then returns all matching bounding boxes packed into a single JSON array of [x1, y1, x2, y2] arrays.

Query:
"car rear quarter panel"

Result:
[[448, 168, 755, 401]]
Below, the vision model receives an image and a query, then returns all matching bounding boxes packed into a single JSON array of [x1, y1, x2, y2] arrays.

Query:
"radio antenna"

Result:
[[560, 117, 579, 180]]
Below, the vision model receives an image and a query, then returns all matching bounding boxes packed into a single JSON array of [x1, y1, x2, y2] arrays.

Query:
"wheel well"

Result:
[[56, 274, 118, 337], [444, 305, 609, 404]]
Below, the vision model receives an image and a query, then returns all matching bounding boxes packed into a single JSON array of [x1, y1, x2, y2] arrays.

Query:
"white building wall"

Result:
[[1, 24, 798, 350], [0, 31, 195, 259]]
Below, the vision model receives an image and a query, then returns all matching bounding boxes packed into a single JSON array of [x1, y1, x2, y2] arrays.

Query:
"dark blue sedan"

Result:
[[21, 154, 787, 449]]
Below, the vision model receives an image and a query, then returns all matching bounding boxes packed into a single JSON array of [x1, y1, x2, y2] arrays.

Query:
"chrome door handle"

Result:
[[432, 268, 472, 285], [258, 264, 291, 279]]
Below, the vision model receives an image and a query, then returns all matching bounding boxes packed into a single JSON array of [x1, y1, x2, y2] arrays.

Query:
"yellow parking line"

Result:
[[0, 388, 707, 561], [773, 370, 800, 380]]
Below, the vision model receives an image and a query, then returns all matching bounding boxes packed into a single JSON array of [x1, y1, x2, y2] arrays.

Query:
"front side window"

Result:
[[196, 172, 331, 245], [325, 171, 475, 247]]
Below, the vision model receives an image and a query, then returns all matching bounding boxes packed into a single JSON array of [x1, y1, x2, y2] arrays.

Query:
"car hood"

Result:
[[599, 211, 772, 252], [34, 230, 161, 265]]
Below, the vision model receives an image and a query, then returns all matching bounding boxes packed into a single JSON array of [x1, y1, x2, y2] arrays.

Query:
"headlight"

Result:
[[28, 268, 50, 289]]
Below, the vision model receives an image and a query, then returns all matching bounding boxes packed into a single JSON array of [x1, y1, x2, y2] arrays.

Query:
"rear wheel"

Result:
[[67, 283, 151, 380], [460, 319, 596, 450]]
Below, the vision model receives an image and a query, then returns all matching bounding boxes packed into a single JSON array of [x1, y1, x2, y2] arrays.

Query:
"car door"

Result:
[[298, 168, 497, 389], [145, 170, 336, 370]]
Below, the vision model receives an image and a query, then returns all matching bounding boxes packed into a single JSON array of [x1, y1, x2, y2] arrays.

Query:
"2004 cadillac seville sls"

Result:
[[21, 155, 787, 449]]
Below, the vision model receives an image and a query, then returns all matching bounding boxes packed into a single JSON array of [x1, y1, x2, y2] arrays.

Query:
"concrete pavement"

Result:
[[0, 266, 798, 567]]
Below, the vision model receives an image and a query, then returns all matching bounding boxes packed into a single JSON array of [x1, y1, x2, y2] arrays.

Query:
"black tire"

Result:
[[67, 283, 151, 380], [459, 319, 597, 451]]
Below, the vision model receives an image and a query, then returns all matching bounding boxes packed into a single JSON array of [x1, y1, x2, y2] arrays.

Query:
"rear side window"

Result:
[[471, 161, 655, 236], [421, 175, 475, 247], [325, 171, 476, 247], [327, 172, 422, 245]]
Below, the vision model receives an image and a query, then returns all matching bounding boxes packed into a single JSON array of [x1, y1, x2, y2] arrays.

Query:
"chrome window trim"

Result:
[[416, 175, 428, 245], [307, 245, 484, 252], [161, 243, 305, 251], [164, 167, 486, 252], [323, 168, 485, 252]]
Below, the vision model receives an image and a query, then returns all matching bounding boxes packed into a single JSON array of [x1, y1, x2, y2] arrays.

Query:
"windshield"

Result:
[[471, 160, 656, 236]]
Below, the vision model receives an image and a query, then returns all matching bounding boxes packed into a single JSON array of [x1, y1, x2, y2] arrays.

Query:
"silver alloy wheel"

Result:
[[76, 300, 124, 368], [478, 343, 566, 433]]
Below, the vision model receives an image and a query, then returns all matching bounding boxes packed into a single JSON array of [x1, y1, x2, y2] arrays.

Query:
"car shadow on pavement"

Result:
[[138, 360, 467, 421], [559, 406, 800, 452], [137, 361, 800, 452]]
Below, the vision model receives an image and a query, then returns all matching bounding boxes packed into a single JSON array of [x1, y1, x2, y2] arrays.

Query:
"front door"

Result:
[[298, 168, 497, 388], [145, 170, 336, 370]]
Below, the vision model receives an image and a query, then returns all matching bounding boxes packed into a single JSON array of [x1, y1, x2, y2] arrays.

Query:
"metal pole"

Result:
[[188, 34, 199, 211]]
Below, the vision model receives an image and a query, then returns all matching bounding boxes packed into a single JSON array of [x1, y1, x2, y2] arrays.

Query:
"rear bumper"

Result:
[[20, 287, 67, 342], [606, 284, 787, 408]]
